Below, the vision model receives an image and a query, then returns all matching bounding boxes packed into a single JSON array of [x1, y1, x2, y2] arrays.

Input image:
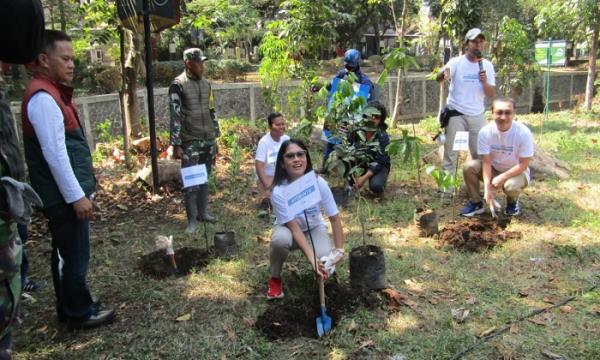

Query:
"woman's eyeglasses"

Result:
[[283, 150, 307, 159]]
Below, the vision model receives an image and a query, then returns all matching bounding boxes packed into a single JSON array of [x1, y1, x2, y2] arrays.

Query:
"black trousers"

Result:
[[44, 203, 94, 321]]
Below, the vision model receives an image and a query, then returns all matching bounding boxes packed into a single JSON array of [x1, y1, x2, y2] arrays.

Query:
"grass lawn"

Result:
[[14, 105, 600, 360]]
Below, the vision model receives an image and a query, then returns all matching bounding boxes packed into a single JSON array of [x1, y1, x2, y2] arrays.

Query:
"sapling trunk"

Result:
[[411, 121, 424, 206], [352, 174, 368, 247], [452, 155, 461, 220]]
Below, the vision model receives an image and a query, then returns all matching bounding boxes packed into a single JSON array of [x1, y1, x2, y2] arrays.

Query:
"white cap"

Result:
[[465, 28, 485, 42]]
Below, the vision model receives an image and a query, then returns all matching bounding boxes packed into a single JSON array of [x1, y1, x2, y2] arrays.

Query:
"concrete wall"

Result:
[[10, 71, 588, 150]]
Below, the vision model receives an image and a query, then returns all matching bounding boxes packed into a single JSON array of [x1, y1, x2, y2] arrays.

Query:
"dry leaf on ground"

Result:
[[358, 340, 374, 350], [175, 313, 192, 322], [477, 326, 496, 338], [559, 305, 573, 314], [347, 319, 358, 333], [451, 308, 470, 323], [540, 349, 568, 360]]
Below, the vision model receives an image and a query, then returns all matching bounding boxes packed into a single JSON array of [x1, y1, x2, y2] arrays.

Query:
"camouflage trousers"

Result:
[[181, 140, 216, 193], [0, 222, 22, 347]]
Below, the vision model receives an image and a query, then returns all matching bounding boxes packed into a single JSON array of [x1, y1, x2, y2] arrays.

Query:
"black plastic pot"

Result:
[[414, 207, 439, 237], [214, 231, 237, 257], [349, 245, 386, 291]]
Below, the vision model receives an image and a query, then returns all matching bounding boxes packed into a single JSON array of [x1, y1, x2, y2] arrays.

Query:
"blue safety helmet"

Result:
[[344, 49, 361, 70]]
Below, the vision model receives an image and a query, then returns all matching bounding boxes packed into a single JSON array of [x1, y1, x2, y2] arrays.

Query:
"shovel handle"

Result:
[[319, 277, 326, 307]]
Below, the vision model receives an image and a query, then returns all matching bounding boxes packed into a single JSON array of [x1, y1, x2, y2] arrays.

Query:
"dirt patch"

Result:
[[139, 246, 211, 278], [255, 281, 382, 340], [438, 218, 522, 252]]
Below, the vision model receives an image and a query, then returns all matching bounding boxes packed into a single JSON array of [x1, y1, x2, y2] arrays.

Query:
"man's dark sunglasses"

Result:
[[284, 150, 307, 159]]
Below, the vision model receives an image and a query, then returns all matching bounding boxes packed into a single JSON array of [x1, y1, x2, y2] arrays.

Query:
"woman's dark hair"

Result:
[[366, 100, 388, 130], [271, 139, 313, 187], [267, 112, 283, 127]]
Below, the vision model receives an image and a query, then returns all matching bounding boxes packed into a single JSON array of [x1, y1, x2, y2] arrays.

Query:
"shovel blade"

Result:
[[316, 306, 332, 337]]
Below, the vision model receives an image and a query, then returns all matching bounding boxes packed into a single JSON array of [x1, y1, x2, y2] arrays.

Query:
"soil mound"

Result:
[[439, 218, 522, 252], [255, 281, 381, 339], [139, 246, 211, 278]]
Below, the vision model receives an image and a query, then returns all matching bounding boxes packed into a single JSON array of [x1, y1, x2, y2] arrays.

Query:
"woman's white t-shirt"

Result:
[[255, 133, 290, 177], [271, 175, 339, 232]]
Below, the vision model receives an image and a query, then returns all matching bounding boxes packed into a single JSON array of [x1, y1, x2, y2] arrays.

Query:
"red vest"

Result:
[[21, 74, 96, 209], [22, 74, 82, 136]]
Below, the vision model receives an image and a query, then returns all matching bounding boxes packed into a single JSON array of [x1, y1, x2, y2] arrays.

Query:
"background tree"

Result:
[[185, 0, 264, 62], [535, 0, 600, 111], [258, 0, 348, 126], [493, 17, 540, 96]]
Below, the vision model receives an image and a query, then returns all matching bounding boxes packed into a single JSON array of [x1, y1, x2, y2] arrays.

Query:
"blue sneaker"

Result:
[[505, 201, 521, 216], [460, 201, 484, 217]]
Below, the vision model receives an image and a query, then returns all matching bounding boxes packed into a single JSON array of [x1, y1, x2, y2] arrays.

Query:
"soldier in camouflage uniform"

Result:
[[0, 67, 24, 360], [169, 48, 220, 233]]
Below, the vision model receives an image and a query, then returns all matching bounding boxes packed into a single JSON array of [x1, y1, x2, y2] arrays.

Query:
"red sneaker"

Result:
[[267, 277, 284, 299]]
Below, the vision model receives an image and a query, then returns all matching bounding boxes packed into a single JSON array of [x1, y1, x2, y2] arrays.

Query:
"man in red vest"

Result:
[[21, 30, 115, 329]]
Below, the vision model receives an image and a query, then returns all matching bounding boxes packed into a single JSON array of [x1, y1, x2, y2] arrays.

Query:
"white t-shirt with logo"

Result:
[[477, 120, 535, 182], [445, 55, 496, 116], [255, 133, 290, 177], [271, 175, 339, 232]]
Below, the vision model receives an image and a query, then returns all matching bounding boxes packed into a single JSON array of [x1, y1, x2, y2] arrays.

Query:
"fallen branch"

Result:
[[451, 279, 600, 360]]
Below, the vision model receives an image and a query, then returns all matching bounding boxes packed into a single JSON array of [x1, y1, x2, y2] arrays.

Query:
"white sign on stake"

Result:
[[281, 170, 322, 218], [453, 131, 470, 151], [181, 164, 208, 188]]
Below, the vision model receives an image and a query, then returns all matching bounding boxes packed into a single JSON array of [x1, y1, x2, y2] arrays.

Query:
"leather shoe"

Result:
[[67, 308, 116, 329]]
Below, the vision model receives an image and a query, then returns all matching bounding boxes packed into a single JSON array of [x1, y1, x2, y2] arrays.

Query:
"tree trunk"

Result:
[[58, 0, 66, 32], [372, 21, 380, 56], [125, 31, 144, 138], [390, 0, 408, 127], [119, 27, 132, 168], [584, 6, 600, 111]]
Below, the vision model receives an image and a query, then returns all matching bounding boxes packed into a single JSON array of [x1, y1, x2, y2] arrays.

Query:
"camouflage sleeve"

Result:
[[208, 82, 220, 138], [169, 83, 184, 146]]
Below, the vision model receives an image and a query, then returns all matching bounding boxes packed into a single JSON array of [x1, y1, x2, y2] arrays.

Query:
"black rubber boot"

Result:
[[184, 191, 199, 233], [197, 185, 215, 223]]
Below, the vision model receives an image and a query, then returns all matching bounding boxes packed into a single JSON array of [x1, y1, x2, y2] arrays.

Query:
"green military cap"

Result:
[[363, 106, 382, 117], [183, 48, 207, 62]]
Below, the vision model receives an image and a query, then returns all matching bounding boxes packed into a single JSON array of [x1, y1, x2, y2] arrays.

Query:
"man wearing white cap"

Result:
[[436, 28, 496, 200], [169, 48, 220, 233]]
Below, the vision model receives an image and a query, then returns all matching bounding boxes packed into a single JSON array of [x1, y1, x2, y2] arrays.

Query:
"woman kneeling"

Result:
[[267, 139, 345, 299]]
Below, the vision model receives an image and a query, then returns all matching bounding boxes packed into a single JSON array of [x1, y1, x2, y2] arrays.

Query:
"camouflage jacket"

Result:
[[0, 99, 22, 340]]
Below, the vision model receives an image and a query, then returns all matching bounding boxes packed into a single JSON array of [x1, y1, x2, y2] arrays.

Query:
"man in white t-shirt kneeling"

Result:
[[460, 97, 535, 217]]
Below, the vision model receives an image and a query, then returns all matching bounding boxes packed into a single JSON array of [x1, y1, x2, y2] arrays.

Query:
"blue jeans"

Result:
[[44, 203, 94, 321]]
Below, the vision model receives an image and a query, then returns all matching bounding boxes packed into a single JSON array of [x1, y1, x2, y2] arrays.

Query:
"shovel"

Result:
[[303, 210, 332, 338], [316, 277, 332, 337], [488, 199, 501, 219]]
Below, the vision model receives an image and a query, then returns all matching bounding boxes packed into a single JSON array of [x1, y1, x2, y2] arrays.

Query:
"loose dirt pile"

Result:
[[438, 218, 522, 252], [255, 281, 384, 339], [139, 247, 211, 277]]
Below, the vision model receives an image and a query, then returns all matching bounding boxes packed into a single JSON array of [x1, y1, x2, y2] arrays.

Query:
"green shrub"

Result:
[[218, 116, 266, 150], [96, 118, 113, 143], [219, 59, 247, 81], [95, 67, 121, 94], [152, 61, 184, 86], [204, 59, 221, 80]]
